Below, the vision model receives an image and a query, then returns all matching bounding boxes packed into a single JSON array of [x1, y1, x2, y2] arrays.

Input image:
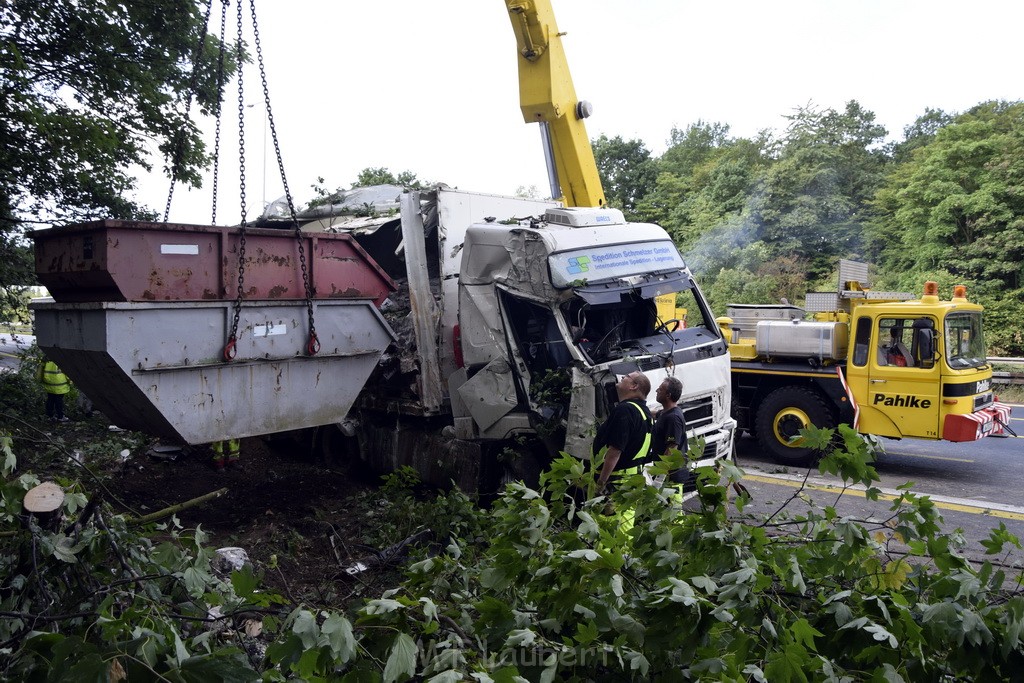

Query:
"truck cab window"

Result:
[[945, 312, 986, 369], [562, 294, 658, 364], [878, 318, 921, 368], [852, 316, 872, 366], [501, 295, 570, 373]]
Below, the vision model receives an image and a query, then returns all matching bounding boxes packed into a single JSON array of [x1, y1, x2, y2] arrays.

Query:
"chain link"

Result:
[[250, 0, 319, 354], [224, 0, 248, 361], [209, 0, 229, 225], [163, 0, 216, 223]]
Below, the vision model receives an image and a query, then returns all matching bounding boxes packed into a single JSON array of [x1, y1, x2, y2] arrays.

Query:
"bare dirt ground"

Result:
[[111, 434, 400, 607]]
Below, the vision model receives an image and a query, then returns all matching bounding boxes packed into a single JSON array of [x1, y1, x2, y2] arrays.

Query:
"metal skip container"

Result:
[[30, 221, 397, 444]]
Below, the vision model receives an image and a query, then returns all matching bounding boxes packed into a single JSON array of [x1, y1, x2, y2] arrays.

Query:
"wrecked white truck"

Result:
[[31, 185, 736, 492], [279, 185, 736, 490]]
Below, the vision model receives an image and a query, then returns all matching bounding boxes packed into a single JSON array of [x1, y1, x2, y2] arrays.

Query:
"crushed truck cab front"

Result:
[[453, 205, 735, 468]]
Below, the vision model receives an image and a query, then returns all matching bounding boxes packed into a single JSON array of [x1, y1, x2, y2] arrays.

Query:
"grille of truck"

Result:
[[681, 396, 715, 430]]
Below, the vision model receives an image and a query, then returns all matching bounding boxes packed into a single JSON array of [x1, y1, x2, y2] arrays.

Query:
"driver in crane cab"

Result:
[[882, 327, 914, 367]]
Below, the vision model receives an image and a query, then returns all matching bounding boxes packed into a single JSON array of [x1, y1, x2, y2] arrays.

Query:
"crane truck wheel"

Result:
[[754, 387, 835, 467]]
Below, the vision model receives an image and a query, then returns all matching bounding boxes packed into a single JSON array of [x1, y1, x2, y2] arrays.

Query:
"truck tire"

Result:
[[317, 424, 373, 478], [754, 387, 835, 467]]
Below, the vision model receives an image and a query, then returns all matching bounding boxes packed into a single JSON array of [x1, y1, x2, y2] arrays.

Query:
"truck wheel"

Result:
[[754, 387, 835, 467], [317, 424, 370, 475]]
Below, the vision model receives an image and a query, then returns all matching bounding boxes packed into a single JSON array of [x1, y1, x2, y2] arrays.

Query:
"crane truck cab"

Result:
[[721, 260, 1009, 466]]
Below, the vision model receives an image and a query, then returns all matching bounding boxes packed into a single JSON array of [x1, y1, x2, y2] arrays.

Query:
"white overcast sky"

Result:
[[137, 0, 1024, 224]]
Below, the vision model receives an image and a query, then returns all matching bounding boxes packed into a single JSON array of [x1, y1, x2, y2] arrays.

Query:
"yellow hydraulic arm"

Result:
[[504, 0, 606, 208]]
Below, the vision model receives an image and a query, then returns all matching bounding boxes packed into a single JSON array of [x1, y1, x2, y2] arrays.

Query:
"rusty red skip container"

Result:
[[32, 219, 395, 305]]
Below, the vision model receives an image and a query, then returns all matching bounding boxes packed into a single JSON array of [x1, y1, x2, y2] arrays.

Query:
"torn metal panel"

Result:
[[564, 366, 598, 460], [399, 192, 443, 411], [458, 283, 511, 368], [500, 229, 561, 301], [456, 358, 518, 432]]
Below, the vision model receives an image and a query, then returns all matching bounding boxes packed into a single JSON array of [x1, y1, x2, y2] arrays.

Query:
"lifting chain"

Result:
[[209, 0, 229, 226], [250, 0, 319, 355], [223, 0, 248, 361], [162, 0, 216, 223], [224, 0, 318, 360]]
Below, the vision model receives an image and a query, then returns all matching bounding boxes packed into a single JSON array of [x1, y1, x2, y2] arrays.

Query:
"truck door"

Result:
[[865, 316, 941, 439]]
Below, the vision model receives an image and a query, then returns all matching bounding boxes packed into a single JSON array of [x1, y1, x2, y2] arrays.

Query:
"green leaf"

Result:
[[575, 620, 599, 646], [291, 610, 320, 650], [791, 618, 824, 651], [504, 629, 536, 648], [230, 565, 259, 599], [321, 613, 356, 664], [383, 632, 418, 683], [365, 599, 405, 615]]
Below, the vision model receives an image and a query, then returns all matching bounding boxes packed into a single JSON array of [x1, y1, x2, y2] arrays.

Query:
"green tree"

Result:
[[753, 101, 888, 279], [591, 134, 658, 217], [353, 167, 423, 189], [0, 0, 238, 230], [871, 100, 1024, 354]]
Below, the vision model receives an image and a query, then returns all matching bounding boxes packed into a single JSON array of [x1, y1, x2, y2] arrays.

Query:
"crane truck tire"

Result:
[[754, 386, 835, 467]]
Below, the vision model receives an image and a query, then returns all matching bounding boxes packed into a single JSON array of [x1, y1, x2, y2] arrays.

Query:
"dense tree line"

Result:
[[593, 101, 1024, 355]]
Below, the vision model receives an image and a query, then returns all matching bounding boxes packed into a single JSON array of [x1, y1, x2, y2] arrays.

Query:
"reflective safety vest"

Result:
[[629, 400, 653, 461], [39, 361, 70, 395]]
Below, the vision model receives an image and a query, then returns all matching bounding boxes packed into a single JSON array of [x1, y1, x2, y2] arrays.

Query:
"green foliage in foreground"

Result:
[[3, 427, 1024, 681]]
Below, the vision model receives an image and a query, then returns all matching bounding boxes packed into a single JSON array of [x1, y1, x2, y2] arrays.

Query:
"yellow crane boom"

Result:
[[504, 0, 606, 208]]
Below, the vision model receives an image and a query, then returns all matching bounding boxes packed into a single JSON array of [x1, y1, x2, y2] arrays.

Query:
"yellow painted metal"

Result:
[[504, 0, 606, 208], [771, 406, 811, 449], [654, 293, 675, 326]]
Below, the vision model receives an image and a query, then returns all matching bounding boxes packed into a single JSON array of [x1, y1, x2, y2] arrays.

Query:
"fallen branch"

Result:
[[128, 488, 228, 526]]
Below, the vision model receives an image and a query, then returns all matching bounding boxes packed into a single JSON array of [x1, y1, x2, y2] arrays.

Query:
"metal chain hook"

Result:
[[249, 0, 318, 354]]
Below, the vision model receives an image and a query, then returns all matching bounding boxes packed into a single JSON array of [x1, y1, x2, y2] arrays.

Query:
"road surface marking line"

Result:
[[886, 453, 974, 463], [743, 473, 1024, 521]]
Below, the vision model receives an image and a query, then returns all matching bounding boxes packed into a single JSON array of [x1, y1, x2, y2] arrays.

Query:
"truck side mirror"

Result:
[[916, 328, 935, 369]]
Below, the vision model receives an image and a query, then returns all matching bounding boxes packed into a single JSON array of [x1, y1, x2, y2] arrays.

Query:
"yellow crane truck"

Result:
[[717, 260, 1011, 465]]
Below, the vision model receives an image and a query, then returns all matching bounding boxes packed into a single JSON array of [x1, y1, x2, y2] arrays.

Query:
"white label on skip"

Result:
[[254, 323, 287, 337], [160, 244, 199, 255]]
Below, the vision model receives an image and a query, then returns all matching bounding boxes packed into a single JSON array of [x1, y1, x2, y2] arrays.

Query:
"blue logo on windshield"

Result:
[[567, 256, 591, 274]]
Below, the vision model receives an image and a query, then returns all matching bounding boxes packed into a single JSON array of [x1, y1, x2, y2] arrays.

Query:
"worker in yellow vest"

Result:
[[37, 358, 70, 423], [211, 439, 241, 471]]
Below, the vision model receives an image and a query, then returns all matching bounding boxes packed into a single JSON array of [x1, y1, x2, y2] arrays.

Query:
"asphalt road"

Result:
[[0, 332, 32, 372], [733, 403, 1024, 563]]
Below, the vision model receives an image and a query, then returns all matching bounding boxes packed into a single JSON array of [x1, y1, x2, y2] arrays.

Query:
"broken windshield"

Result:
[[561, 279, 719, 365]]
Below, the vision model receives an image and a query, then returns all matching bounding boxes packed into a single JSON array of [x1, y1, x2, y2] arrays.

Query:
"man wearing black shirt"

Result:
[[653, 376, 690, 485], [594, 371, 653, 490]]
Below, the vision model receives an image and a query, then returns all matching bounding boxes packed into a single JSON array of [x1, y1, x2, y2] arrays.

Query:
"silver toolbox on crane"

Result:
[[755, 320, 848, 361]]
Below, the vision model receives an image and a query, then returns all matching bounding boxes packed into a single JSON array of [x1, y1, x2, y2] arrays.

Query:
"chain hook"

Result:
[[223, 337, 238, 361]]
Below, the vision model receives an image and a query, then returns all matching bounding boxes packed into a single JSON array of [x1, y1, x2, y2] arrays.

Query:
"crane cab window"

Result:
[[876, 317, 936, 369], [852, 316, 872, 366]]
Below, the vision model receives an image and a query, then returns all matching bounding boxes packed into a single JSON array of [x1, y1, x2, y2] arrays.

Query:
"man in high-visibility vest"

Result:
[[211, 439, 241, 471], [37, 358, 70, 422], [594, 371, 654, 491]]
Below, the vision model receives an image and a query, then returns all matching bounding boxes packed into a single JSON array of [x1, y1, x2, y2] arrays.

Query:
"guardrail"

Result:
[[991, 358, 1024, 386]]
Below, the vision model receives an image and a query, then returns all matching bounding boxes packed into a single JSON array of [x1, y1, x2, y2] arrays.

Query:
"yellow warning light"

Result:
[[923, 281, 939, 297], [953, 284, 967, 299]]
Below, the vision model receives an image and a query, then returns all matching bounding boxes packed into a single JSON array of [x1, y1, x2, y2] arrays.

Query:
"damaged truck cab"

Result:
[[328, 187, 736, 489]]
